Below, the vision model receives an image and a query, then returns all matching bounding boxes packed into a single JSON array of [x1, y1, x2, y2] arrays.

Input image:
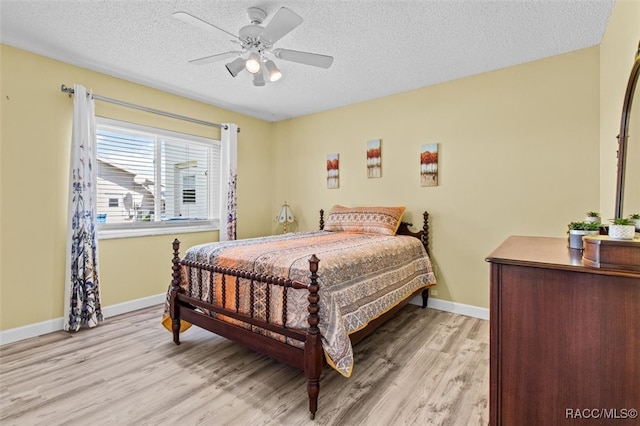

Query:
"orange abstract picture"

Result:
[[420, 144, 438, 187], [327, 154, 339, 189], [366, 139, 381, 178]]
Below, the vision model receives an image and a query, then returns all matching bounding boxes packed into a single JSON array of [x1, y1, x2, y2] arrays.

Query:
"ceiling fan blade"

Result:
[[260, 7, 303, 44], [173, 11, 239, 40], [273, 49, 334, 68], [188, 51, 242, 65]]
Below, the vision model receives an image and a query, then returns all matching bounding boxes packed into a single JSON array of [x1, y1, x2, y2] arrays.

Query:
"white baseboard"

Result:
[[101, 293, 165, 318], [2, 293, 487, 346], [0, 293, 166, 346], [409, 295, 489, 320]]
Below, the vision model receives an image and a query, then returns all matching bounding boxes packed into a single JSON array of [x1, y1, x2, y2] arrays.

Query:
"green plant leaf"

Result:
[[568, 221, 600, 231], [610, 218, 635, 226]]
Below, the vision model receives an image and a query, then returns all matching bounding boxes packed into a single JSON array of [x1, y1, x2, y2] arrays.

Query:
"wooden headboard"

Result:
[[318, 209, 430, 255]]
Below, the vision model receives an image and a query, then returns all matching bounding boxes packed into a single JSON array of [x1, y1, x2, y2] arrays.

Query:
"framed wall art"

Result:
[[366, 139, 382, 178], [420, 143, 438, 187], [327, 153, 339, 189]]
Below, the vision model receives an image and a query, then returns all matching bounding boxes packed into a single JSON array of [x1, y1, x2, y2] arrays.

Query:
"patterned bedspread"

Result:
[[167, 231, 436, 377]]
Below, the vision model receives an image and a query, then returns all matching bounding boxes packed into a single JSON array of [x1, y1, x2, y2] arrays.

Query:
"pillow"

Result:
[[324, 205, 406, 236]]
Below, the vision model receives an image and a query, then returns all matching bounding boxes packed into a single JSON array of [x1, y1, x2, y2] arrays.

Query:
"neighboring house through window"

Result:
[[182, 174, 197, 204]]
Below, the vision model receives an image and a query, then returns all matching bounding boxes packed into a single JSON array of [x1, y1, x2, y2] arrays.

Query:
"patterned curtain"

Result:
[[220, 123, 238, 241], [63, 85, 103, 331]]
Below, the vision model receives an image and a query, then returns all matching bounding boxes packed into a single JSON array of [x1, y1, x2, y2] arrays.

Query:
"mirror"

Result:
[[615, 41, 640, 219]]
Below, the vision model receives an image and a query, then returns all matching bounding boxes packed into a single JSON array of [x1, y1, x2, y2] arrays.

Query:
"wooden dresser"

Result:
[[486, 236, 640, 426]]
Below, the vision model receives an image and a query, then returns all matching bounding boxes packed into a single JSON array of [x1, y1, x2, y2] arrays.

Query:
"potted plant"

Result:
[[629, 213, 640, 231], [585, 211, 601, 224], [567, 221, 600, 249], [608, 218, 636, 240]]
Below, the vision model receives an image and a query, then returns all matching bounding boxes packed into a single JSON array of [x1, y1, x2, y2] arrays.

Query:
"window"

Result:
[[182, 175, 196, 203], [95, 117, 220, 238]]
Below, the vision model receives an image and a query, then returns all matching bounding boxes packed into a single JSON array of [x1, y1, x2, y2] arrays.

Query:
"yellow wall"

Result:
[[2, 2, 637, 332], [599, 0, 640, 218], [272, 47, 600, 309], [0, 45, 274, 330]]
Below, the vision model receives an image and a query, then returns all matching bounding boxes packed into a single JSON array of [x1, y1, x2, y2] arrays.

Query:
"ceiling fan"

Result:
[[173, 7, 334, 86]]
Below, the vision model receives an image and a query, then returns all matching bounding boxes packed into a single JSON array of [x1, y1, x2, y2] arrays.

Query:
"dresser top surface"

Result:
[[486, 236, 640, 278]]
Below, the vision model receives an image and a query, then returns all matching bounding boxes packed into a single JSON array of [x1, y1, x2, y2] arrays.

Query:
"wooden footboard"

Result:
[[169, 239, 323, 418]]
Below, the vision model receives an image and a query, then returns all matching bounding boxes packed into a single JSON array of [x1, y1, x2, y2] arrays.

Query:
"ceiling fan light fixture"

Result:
[[245, 52, 261, 74], [253, 69, 266, 86], [264, 60, 282, 82], [225, 57, 245, 77]]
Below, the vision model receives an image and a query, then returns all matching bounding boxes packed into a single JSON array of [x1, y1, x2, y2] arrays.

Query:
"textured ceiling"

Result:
[[0, 0, 614, 122]]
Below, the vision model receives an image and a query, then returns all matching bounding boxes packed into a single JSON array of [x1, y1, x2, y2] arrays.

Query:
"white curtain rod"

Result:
[[60, 84, 239, 132]]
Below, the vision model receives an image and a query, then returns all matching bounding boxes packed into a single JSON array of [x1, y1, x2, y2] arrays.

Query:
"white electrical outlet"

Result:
[[430, 289, 438, 297]]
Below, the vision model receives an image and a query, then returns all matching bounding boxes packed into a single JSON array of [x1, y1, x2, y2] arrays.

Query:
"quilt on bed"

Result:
[[163, 231, 436, 377]]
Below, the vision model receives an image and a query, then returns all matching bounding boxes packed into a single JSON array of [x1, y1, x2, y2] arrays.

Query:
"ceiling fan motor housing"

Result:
[[239, 25, 263, 43], [241, 8, 269, 50], [247, 7, 267, 24]]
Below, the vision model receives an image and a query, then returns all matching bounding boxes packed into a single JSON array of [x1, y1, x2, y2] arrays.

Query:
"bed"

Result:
[[164, 206, 436, 419]]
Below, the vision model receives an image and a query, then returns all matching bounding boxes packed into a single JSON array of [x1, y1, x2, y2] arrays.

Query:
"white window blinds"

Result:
[[95, 118, 220, 234]]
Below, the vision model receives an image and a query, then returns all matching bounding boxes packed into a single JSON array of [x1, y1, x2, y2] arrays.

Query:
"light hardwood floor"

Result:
[[0, 304, 488, 426]]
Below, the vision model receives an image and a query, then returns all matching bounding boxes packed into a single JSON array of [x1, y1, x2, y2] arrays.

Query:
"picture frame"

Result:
[[367, 139, 382, 178], [327, 153, 339, 189], [420, 143, 438, 187]]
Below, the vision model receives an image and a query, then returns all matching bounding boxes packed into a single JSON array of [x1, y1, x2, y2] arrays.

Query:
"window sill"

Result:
[[97, 221, 219, 240]]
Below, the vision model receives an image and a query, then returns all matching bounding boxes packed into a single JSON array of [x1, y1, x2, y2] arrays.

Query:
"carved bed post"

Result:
[[304, 254, 322, 420], [319, 209, 325, 230], [422, 211, 429, 254], [422, 212, 430, 308], [170, 239, 182, 345], [421, 289, 430, 309]]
